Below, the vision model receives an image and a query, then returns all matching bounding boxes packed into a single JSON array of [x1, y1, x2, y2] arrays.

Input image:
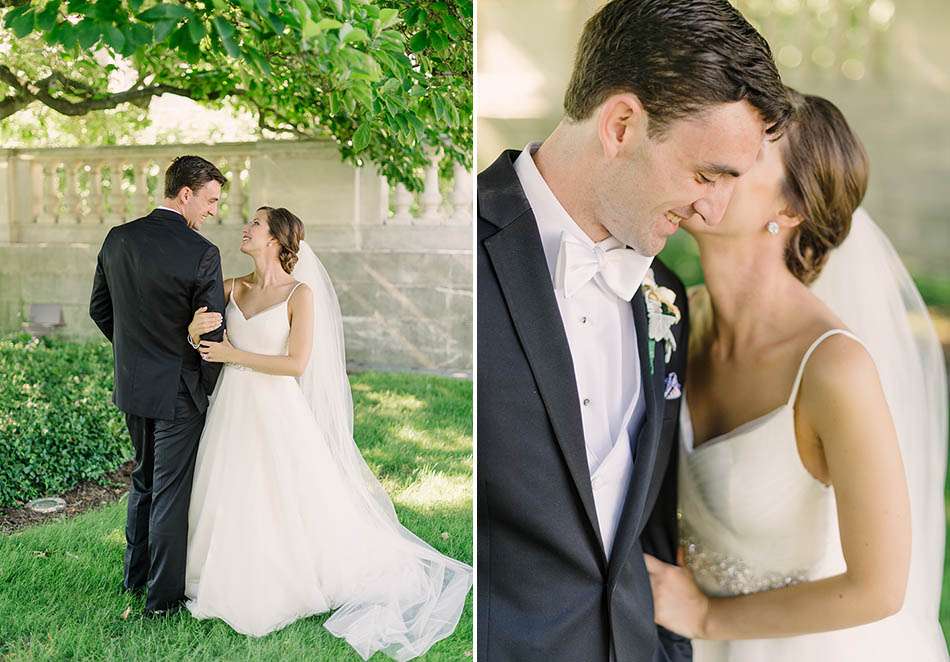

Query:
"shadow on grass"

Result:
[[351, 372, 473, 487]]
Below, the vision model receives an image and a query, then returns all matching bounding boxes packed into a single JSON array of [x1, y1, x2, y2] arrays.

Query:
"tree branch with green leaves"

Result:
[[0, 0, 472, 188]]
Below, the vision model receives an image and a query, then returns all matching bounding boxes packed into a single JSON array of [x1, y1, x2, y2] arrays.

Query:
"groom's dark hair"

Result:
[[564, 0, 790, 138], [164, 155, 227, 198]]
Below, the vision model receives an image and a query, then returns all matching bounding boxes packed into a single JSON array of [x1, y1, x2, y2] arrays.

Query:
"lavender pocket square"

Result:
[[664, 372, 682, 400]]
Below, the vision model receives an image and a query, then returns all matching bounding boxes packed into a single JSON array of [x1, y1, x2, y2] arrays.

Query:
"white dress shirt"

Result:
[[157, 205, 184, 217], [514, 143, 654, 558]]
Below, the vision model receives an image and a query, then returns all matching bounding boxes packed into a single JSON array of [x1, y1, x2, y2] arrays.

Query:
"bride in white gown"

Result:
[[181, 206, 472, 660], [644, 88, 948, 660]]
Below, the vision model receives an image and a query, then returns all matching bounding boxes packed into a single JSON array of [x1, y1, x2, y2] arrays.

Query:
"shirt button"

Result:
[[579, 315, 591, 326], [583, 398, 591, 407]]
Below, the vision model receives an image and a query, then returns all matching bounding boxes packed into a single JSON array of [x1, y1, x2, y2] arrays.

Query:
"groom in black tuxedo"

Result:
[[477, 1, 791, 659], [90, 156, 227, 614]]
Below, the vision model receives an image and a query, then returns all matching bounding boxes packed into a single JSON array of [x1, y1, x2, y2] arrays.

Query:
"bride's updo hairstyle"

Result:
[[258, 206, 305, 274], [780, 87, 869, 285]]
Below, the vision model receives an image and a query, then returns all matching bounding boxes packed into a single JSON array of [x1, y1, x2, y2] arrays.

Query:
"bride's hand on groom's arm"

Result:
[[198, 286, 313, 376], [189, 306, 223, 346], [644, 549, 710, 639], [199, 330, 237, 363]]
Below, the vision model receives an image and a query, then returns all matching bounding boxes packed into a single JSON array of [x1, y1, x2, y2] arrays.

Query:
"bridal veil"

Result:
[[291, 240, 472, 660]]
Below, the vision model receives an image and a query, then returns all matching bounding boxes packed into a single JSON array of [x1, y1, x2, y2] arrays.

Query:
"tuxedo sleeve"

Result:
[[89, 234, 114, 342], [193, 244, 226, 395], [642, 272, 692, 662]]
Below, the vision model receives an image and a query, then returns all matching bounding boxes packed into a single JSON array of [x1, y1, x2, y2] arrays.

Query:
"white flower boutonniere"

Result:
[[642, 268, 681, 371]]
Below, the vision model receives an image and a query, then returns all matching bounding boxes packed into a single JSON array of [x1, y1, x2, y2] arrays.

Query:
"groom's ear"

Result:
[[597, 93, 648, 159]]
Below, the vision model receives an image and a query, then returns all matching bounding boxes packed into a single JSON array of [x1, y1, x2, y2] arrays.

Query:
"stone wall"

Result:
[[0, 140, 473, 375]]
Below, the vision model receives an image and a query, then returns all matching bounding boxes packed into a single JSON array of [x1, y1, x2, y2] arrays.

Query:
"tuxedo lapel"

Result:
[[607, 287, 666, 585], [484, 212, 606, 561]]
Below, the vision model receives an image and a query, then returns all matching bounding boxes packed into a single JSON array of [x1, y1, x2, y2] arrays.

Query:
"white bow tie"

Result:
[[555, 233, 644, 301]]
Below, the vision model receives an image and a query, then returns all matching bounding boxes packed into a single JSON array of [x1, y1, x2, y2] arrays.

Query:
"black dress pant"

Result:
[[123, 386, 205, 611]]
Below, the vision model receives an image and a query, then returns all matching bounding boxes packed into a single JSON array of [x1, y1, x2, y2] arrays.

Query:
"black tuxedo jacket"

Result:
[[477, 151, 692, 662], [89, 208, 226, 420]]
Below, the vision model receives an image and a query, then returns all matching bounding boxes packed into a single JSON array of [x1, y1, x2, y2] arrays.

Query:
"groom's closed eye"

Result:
[[697, 162, 742, 179]]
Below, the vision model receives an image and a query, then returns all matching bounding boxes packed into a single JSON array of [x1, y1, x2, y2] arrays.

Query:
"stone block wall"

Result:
[[0, 140, 473, 376]]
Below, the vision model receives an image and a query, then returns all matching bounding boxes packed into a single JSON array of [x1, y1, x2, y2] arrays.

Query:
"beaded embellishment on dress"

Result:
[[679, 517, 807, 597]]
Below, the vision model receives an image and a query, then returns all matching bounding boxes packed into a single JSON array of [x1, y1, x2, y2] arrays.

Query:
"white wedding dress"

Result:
[[183, 242, 471, 660], [678, 211, 948, 661]]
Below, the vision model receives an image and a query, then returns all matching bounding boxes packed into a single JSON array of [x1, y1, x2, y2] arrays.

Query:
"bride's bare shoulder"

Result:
[[805, 330, 873, 379], [229, 273, 255, 288], [788, 285, 866, 379], [287, 281, 312, 307], [224, 274, 254, 301], [798, 330, 879, 428]]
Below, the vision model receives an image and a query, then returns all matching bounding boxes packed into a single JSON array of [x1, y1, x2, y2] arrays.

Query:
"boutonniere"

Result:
[[642, 268, 681, 371]]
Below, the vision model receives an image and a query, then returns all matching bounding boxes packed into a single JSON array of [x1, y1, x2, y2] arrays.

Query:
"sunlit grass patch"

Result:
[[0, 371, 472, 660]]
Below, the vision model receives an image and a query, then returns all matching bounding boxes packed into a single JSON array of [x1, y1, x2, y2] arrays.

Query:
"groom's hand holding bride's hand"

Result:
[[189, 306, 223, 347], [199, 330, 236, 364], [644, 548, 710, 639]]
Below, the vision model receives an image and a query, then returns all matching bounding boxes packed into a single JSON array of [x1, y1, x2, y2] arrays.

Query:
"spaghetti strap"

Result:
[[286, 281, 304, 302], [787, 329, 864, 405]]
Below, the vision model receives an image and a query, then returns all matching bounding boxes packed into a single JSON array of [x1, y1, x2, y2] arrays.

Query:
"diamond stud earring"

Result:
[[767, 221, 780, 235]]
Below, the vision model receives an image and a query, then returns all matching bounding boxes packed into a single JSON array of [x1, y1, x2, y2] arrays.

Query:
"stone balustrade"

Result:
[[0, 140, 473, 375]]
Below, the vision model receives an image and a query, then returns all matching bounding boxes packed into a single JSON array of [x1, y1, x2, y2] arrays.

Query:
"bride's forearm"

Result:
[[228, 349, 306, 376], [702, 572, 904, 640]]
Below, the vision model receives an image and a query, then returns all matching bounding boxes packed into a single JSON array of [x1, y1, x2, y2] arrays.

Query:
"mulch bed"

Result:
[[0, 461, 134, 535]]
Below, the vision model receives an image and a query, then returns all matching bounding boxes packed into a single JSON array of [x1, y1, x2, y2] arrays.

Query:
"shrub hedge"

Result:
[[0, 334, 129, 508]]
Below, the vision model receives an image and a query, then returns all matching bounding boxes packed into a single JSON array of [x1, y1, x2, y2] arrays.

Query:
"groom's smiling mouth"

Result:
[[665, 210, 688, 225], [663, 210, 689, 233]]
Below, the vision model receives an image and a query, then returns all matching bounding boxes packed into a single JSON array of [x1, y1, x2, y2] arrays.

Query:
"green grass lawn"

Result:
[[0, 371, 473, 661]]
